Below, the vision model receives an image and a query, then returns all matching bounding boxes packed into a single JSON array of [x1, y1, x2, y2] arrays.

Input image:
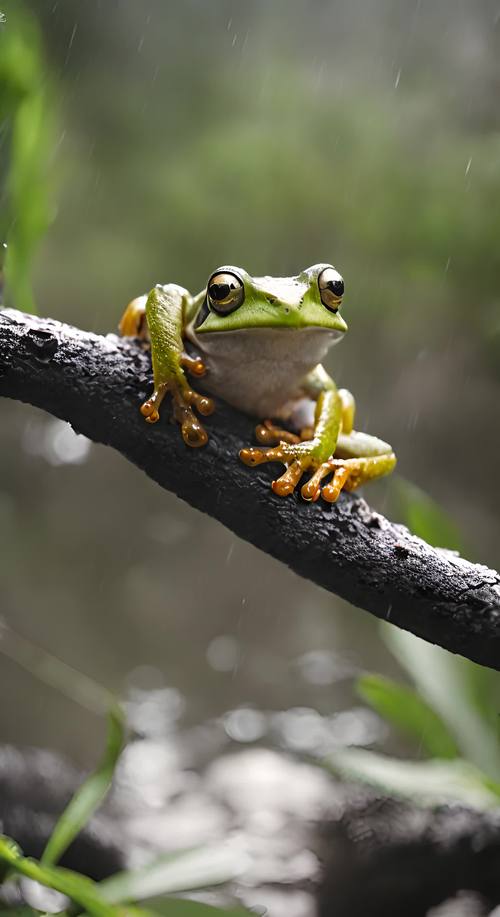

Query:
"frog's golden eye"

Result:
[[318, 267, 344, 312], [207, 271, 245, 314]]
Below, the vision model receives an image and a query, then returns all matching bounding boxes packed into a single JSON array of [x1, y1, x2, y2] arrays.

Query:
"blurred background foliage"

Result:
[[1, 0, 500, 779], [0, 2, 53, 311]]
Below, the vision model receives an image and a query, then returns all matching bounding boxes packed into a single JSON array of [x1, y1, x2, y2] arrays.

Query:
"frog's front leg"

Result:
[[240, 367, 396, 502], [296, 375, 396, 501], [240, 367, 342, 500], [120, 284, 214, 447]]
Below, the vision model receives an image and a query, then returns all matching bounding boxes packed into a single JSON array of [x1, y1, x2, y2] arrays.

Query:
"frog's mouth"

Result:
[[189, 325, 343, 364]]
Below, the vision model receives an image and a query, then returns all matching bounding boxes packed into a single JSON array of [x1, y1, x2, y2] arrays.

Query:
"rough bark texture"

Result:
[[1, 308, 499, 669]]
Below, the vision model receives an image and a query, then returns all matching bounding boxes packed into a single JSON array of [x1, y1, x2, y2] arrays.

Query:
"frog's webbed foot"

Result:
[[299, 457, 360, 502], [239, 441, 319, 498], [302, 453, 397, 503], [141, 371, 214, 447], [240, 404, 329, 498], [240, 434, 396, 502], [240, 380, 395, 501], [241, 420, 319, 496]]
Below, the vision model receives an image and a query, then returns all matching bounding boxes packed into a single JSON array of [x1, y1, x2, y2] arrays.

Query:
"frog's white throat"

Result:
[[187, 326, 343, 418]]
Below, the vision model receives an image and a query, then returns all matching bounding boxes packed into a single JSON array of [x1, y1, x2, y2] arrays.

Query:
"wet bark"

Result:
[[1, 308, 499, 670]]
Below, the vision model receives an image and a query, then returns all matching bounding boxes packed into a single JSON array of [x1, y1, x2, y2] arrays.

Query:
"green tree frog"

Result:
[[119, 264, 396, 502]]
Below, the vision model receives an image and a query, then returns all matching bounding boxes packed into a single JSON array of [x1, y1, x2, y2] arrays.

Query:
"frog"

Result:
[[119, 264, 396, 502]]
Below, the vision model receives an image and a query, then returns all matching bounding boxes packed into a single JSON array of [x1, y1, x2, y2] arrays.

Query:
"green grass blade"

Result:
[[0, 622, 116, 716], [0, 3, 55, 313], [0, 836, 116, 917], [145, 900, 250, 916], [383, 626, 500, 782], [41, 706, 126, 867], [326, 748, 500, 810], [99, 844, 250, 904], [357, 673, 459, 759], [0, 910, 41, 917]]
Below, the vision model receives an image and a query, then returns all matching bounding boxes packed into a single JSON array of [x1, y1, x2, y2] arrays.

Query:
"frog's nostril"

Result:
[[267, 296, 276, 305]]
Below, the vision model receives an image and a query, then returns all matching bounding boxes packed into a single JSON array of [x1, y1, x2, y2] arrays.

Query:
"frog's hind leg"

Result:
[[315, 430, 396, 503], [119, 295, 149, 339], [302, 387, 396, 502], [338, 388, 355, 435]]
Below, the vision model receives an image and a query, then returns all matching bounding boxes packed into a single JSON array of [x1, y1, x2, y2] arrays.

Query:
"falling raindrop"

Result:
[[64, 22, 78, 67]]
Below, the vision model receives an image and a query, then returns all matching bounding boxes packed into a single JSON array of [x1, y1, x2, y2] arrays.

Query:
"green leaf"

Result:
[[145, 899, 250, 916], [357, 673, 459, 759], [0, 910, 42, 917], [383, 627, 500, 782], [327, 748, 500, 810], [0, 839, 249, 917], [0, 836, 116, 917], [0, 622, 117, 715], [99, 845, 250, 904], [392, 477, 463, 552], [41, 706, 126, 867]]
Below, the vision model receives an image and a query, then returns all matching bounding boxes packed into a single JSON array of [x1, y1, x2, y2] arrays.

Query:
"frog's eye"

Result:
[[207, 271, 245, 314], [318, 267, 344, 312]]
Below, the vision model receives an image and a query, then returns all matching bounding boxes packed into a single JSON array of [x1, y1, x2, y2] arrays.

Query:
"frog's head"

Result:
[[194, 264, 348, 338]]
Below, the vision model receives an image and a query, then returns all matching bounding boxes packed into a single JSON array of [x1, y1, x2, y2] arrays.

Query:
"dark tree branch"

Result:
[[1, 309, 499, 669]]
